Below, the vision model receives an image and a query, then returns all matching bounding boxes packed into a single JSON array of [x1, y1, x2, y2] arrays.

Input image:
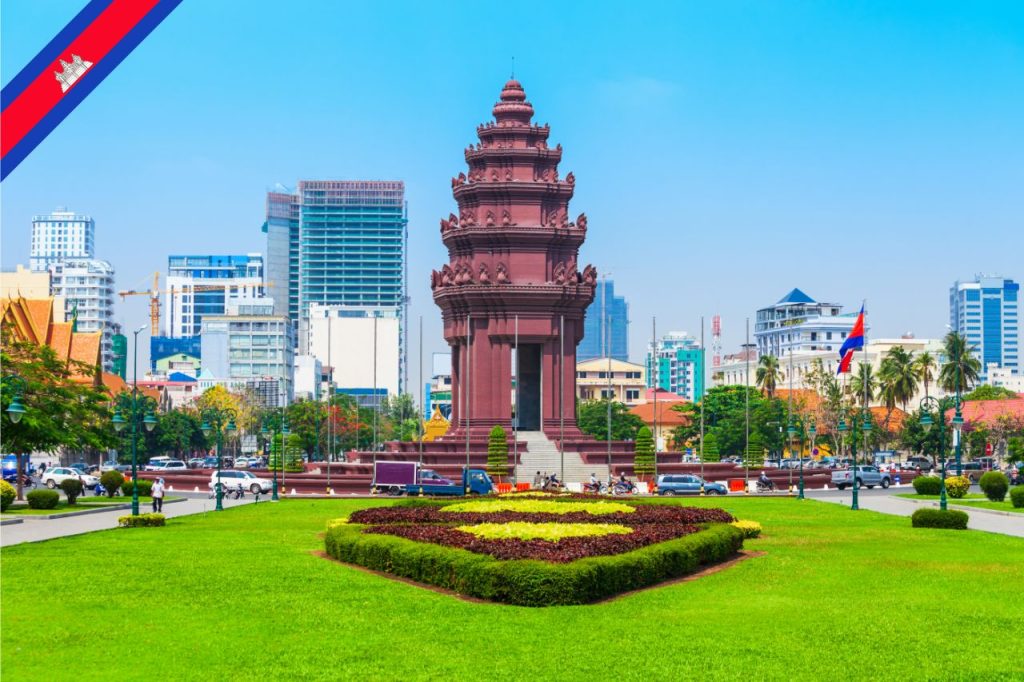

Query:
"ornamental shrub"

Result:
[[100, 470, 125, 498], [945, 476, 971, 499], [912, 475, 942, 496], [118, 513, 165, 528], [120, 479, 152, 498], [0, 480, 15, 512], [486, 425, 509, 478], [1010, 486, 1024, 509], [26, 489, 60, 510], [911, 508, 969, 530], [634, 426, 655, 478], [978, 471, 1009, 502], [59, 478, 84, 504], [456, 522, 632, 541], [731, 520, 762, 539]]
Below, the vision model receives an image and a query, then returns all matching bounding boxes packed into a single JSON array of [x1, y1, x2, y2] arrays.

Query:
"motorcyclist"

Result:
[[758, 470, 772, 490], [586, 473, 599, 492]]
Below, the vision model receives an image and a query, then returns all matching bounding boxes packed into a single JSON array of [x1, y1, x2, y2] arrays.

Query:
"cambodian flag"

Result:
[[836, 305, 865, 374], [1, 0, 183, 180]]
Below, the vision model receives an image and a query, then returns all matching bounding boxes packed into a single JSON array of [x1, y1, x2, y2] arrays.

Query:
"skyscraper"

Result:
[[164, 254, 265, 337], [48, 258, 116, 370], [264, 180, 408, 392], [579, 279, 628, 362], [30, 208, 95, 271], [646, 332, 706, 402], [950, 275, 1020, 381]]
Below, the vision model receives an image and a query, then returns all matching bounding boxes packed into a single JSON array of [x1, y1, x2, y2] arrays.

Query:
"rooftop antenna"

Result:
[[511, 56, 515, 79]]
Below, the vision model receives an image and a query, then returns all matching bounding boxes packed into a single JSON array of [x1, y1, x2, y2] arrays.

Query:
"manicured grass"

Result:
[[897, 493, 1023, 514], [1, 496, 169, 515], [3, 498, 1023, 680]]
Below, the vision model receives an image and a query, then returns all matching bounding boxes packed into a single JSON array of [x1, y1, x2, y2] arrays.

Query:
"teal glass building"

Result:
[[950, 275, 1019, 382]]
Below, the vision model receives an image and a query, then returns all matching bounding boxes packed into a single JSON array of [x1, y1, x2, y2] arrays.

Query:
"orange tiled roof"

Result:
[[871, 406, 908, 431], [101, 372, 161, 401], [947, 399, 1024, 426], [2, 295, 101, 384], [629, 401, 691, 426], [774, 388, 823, 411]]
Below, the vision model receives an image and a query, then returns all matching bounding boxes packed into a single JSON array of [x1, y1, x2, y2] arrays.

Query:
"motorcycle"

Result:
[[755, 479, 775, 493], [583, 481, 607, 494], [611, 480, 637, 495]]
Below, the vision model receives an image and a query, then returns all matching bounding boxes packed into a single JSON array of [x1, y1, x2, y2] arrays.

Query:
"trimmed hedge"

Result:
[[978, 471, 1009, 502], [911, 508, 968, 530], [100, 470, 125, 498], [912, 476, 942, 496], [1011, 486, 1024, 509], [26, 489, 60, 510], [945, 476, 971, 499], [0, 480, 15, 512], [118, 513, 165, 527], [60, 478, 83, 504], [121, 479, 152, 498], [325, 521, 743, 606]]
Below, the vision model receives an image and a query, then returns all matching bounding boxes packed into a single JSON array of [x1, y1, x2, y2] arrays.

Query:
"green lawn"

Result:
[[897, 493, 1023, 514], [1, 496, 166, 516], [3, 498, 1023, 680]]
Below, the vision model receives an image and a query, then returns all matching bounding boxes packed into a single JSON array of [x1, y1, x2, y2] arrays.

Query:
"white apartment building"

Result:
[[30, 208, 95, 271], [755, 288, 861, 358], [577, 358, 646, 405], [47, 259, 116, 370]]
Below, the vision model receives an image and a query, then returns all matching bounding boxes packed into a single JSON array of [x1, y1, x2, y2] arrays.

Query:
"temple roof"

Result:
[[776, 288, 816, 304], [2, 295, 102, 384]]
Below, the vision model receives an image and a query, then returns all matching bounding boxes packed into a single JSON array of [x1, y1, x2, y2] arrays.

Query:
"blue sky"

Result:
[[2, 0, 1022, 379]]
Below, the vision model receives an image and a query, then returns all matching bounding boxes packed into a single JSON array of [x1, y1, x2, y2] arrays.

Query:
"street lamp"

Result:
[[919, 396, 948, 511], [277, 418, 289, 501], [786, 419, 798, 496], [111, 326, 152, 516], [201, 407, 237, 511], [3, 374, 29, 501], [261, 416, 282, 501]]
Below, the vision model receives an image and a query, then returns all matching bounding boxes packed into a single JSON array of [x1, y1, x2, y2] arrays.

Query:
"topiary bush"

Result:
[[100, 470, 125, 498], [117, 513, 165, 527], [945, 475, 971, 499], [911, 508, 969, 530], [120, 478, 152, 498], [486, 425, 509, 479], [978, 471, 1009, 502], [912, 475, 942, 496], [59, 478, 84, 504], [1010, 486, 1024, 509], [26, 489, 60, 510], [731, 520, 762, 538], [634, 426, 655, 478], [0, 480, 15, 512]]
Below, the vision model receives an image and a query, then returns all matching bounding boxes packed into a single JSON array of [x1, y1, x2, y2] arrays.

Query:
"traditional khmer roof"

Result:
[[776, 288, 816, 305], [947, 398, 1024, 426], [1, 295, 102, 384]]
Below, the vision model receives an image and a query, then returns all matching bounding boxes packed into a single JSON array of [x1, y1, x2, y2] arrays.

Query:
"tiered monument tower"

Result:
[[431, 79, 597, 438]]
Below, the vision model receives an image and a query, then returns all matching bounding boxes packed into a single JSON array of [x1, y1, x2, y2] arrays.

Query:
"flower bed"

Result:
[[329, 499, 743, 604]]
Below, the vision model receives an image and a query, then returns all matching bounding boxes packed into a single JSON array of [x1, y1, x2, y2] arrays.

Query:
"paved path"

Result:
[[0, 493, 262, 547], [807, 490, 1024, 538]]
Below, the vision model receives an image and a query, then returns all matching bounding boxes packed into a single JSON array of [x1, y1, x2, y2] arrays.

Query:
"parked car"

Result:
[[903, 456, 933, 471], [249, 457, 267, 469], [831, 466, 891, 490], [655, 474, 728, 496], [42, 467, 99, 490], [946, 462, 984, 482], [68, 461, 100, 475], [234, 457, 252, 469], [210, 470, 272, 494], [418, 469, 453, 485], [187, 458, 206, 469], [719, 456, 743, 465], [780, 459, 801, 469], [202, 456, 219, 468]]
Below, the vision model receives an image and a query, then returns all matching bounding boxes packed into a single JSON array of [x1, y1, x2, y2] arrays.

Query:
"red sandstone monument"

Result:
[[431, 78, 597, 438]]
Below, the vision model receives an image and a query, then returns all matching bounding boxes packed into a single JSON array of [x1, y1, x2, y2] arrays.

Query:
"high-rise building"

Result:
[[646, 332, 705, 402], [579, 279, 628, 362], [263, 180, 408, 391], [47, 258, 116, 370], [164, 254, 264, 337], [30, 208, 95, 271], [950, 275, 1020, 381], [755, 288, 861, 357]]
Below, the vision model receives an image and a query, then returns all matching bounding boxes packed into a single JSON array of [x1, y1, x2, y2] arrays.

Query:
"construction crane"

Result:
[[117, 274, 269, 336]]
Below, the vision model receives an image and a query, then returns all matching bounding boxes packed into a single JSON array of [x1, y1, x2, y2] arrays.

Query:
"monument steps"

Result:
[[517, 431, 607, 484]]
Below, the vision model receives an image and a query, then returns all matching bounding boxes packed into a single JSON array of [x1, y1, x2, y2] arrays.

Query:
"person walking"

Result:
[[532, 471, 543, 489], [151, 478, 165, 513]]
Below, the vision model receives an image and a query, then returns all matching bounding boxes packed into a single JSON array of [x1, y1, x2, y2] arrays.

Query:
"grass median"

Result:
[[896, 493, 1024, 514], [2, 497, 1022, 680]]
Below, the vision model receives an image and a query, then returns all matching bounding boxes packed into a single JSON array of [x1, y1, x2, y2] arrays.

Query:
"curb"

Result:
[[0, 518, 24, 526], [896, 497, 1022, 518], [8, 497, 187, 520]]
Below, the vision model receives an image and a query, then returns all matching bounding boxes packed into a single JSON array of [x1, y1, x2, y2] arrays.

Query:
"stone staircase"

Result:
[[517, 431, 608, 485]]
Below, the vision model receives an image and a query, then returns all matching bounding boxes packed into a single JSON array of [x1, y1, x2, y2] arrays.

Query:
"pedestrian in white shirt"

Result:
[[151, 478, 165, 513]]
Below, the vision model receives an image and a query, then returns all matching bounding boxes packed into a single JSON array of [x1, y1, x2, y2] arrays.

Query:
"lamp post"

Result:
[[276, 417, 288, 501], [201, 407, 237, 511], [4, 374, 28, 501], [111, 326, 156, 516], [837, 409, 867, 511], [837, 413, 853, 509], [788, 417, 813, 500], [919, 396, 948, 511]]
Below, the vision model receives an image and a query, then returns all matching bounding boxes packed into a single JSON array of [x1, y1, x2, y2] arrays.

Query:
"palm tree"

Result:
[[878, 347, 919, 413], [939, 332, 981, 395], [756, 355, 781, 398], [851, 362, 876, 405], [913, 351, 937, 399]]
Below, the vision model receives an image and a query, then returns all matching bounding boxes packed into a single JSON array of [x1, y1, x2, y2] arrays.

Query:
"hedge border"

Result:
[[325, 521, 743, 606], [911, 508, 969, 530]]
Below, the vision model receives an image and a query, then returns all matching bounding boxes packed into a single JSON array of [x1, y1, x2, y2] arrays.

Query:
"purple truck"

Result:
[[372, 462, 453, 495]]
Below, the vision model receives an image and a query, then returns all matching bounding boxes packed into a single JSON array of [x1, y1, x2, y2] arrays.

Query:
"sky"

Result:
[[2, 0, 1023, 382]]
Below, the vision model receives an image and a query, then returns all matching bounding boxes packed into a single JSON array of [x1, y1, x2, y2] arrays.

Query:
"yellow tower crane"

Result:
[[117, 274, 270, 336]]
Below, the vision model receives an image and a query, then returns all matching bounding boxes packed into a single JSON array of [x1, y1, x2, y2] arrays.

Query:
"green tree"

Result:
[[851, 363, 876, 405], [486, 425, 509, 478], [155, 409, 205, 458], [939, 332, 981, 394], [755, 354, 782, 399], [744, 430, 764, 467], [877, 346, 919, 416], [913, 351, 937, 399], [633, 426, 655, 478], [577, 399, 644, 441], [700, 431, 720, 462], [962, 385, 1018, 401], [380, 394, 419, 442]]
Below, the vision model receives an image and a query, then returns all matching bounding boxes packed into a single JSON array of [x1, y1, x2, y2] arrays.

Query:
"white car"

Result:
[[42, 467, 99, 490], [210, 470, 272, 494]]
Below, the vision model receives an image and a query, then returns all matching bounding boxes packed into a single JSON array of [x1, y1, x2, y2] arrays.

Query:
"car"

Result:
[[249, 457, 267, 469], [946, 462, 984, 482], [98, 460, 123, 472], [68, 461, 100, 475], [780, 459, 801, 469], [187, 458, 206, 469], [903, 456, 933, 471], [210, 470, 272, 494], [42, 467, 100, 490], [418, 469, 453, 485], [831, 466, 891, 490], [202, 456, 219, 468], [655, 474, 728, 496]]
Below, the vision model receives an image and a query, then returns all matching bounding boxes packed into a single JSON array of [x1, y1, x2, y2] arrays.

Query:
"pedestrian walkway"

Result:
[[808, 491, 1024, 538], [1, 493, 262, 547]]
